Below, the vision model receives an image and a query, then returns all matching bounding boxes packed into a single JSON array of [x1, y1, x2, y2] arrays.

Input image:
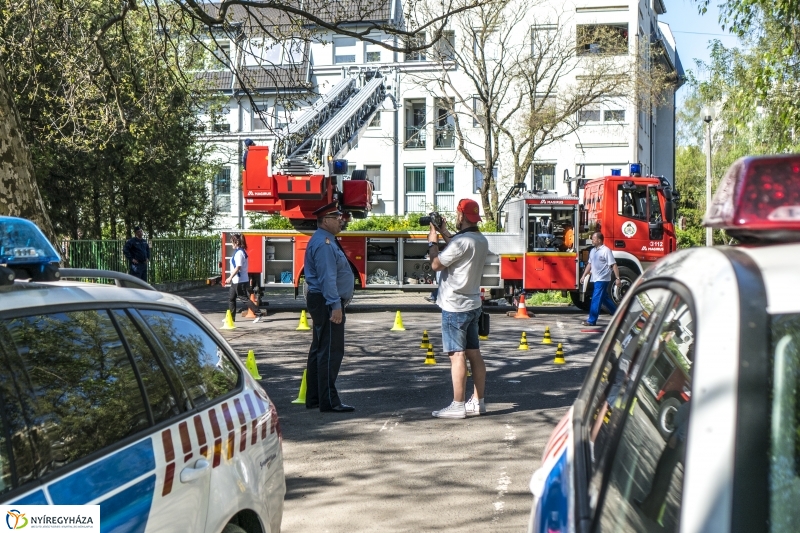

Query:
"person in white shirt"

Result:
[[224, 233, 264, 323], [579, 231, 621, 326], [427, 199, 490, 419]]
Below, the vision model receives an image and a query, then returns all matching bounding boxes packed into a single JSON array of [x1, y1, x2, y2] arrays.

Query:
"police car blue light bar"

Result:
[[704, 155, 800, 241], [0, 216, 61, 265]]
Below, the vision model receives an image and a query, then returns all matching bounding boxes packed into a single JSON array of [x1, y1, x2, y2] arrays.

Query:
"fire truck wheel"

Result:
[[611, 266, 637, 306], [657, 396, 682, 439], [569, 290, 591, 311]]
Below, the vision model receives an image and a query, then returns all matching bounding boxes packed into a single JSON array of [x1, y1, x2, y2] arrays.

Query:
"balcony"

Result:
[[434, 126, 455, 148], [405, 126, 426, 149]]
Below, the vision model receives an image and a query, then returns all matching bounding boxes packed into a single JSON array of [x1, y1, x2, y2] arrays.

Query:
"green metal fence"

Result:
[[61, 238, 222, 284]]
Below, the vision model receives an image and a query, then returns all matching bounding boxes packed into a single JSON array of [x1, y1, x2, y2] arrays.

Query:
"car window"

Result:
[[769, 313, 800, 533], [111, 310, 182, 424], [595, 295, 694, 532], [0, 310, 150, 494], [586, 288, 672, 479], [138, 310, 239, 408]]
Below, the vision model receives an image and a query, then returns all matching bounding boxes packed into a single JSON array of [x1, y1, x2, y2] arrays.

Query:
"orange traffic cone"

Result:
[[242, 293, 259, 319], [514, 294, 531, 319]]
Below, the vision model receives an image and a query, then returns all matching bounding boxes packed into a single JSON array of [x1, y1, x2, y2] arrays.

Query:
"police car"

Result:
[[0, 217, 285, 533], [528, 154, 800, 533]]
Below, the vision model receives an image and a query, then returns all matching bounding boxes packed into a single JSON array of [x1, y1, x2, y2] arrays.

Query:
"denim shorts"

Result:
[[441, 308, 482, 353]]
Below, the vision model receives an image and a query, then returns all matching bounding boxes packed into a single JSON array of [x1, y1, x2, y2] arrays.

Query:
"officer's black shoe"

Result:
[[323, 404, 355, 413], [306, 403, 319, 409]]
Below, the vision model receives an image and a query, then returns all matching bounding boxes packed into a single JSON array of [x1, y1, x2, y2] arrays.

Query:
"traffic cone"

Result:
[[296, 310, 311, 331], [424, 345, 436, 365], [242, 293, 259, 319], [291, 370, 308, 404], [554, 343, 565, 364], [518, 332, 530, 350], [514, 294, 531, 319], [221, 310, 236, 330], [390, 310, 406, 331], [542, 326, 553, 344], [420, 330, 431, 349], [245, 349, 263, 379]]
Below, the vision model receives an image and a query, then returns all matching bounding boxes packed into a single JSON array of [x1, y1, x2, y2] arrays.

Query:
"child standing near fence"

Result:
[[224, 233, 264, 323]]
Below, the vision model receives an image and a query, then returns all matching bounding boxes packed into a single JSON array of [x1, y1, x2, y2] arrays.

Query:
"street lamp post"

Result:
[[703, 105, 715, 246]]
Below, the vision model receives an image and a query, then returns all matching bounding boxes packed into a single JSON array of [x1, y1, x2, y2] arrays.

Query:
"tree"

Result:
[[408, 0, 678, 224], [0, 0, 487, 236]]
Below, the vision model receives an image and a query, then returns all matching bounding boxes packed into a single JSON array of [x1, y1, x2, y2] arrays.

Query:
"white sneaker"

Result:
[[253, 316, 262, 323], [432, 402, 466, 419], [465, 397, 486, 417]]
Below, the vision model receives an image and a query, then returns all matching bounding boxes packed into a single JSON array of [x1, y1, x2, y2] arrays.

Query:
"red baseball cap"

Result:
[[457, 198, 482, 223]]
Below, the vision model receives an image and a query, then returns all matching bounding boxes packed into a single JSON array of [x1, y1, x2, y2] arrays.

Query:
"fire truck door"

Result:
[[294, 235, 311, 286], [615, 184, 653, 255], [524, 254, 550, 290]]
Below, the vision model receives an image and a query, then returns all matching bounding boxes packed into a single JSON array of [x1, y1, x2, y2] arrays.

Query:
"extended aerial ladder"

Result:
[[243, 72, 387, 226]]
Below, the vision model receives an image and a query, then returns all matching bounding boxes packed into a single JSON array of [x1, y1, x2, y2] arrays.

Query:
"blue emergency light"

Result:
[[0, 216, 61, 284], [332, 159, 349, 175], [611, 168, 621, 176], [630, 163, 642, 176]]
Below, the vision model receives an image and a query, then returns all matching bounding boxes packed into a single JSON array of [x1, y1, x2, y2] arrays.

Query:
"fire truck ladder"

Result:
[[274, 73, 386, 176]]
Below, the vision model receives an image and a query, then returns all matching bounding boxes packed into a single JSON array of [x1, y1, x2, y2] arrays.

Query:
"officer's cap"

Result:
[[313, 202, 342, 218]]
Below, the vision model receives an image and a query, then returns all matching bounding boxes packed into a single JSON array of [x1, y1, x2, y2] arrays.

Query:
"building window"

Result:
[[435, 98, 455, 148], [473, 166, 498, 193], [405, 34, 426, 61], [405, 167, 426, 212], [433, 30, 456, 60], [531, 25, 557, 57], [473, 97, 486, 128], [213, 167, 231, 213], [576, 24, 629, 55], [334, 37, 357, 64], [365, 165, 381, 191], [604, 109, 626, 122], [212, 40, 231, 68], [435, 167, 454, 192], [369, 112, 381, 128], [365, 37, 383, 62], [405, 100, 426, 149], [533, 163, 556, 191], [579, 109, 601, 122]]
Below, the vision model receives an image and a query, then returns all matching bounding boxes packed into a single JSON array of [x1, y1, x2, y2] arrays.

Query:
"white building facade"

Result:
[[199, 0, 683, 229]]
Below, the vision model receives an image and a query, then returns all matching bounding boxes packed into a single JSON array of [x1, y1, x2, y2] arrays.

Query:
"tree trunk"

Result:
[[0, 63, 56, 242]]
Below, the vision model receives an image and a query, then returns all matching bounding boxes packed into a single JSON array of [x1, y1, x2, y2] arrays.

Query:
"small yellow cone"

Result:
[[554, 343, 565, 364], [420, 330, 431, 349], [245, 349, 262, 379], [518, 331, 529, 350], [542, 326, 553, 344], [221, 310, 236, 330], [479, 333, 489, 340], [390, 310, 406, 331], [292, 369, 308, 404], [424, 345, 436, 365], [296, 310, 311, 331]]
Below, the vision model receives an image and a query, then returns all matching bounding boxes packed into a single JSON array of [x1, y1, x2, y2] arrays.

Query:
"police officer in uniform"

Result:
[[304, 202, 356, 412]]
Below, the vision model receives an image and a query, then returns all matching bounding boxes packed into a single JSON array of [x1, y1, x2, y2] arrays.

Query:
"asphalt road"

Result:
[[184, 289, 607, 532]]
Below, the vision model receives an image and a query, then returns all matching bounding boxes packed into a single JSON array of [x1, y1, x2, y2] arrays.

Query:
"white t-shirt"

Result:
[[230, 248, 249, 283], [436, 230, 489, 313], [588, 244, 616, 282]]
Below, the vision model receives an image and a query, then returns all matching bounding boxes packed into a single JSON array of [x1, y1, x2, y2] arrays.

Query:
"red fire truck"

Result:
[[227, 73, 679, 309]]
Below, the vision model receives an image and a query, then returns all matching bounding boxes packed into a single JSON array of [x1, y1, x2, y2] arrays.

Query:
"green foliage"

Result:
[[248, 214, 294, 230], [347, 214, 425, 231], [526, 291, 571, 305]]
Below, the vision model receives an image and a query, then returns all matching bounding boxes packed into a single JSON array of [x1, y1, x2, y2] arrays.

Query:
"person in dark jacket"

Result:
[[123, 226, 150, 282], [242, 138, 255, 169]]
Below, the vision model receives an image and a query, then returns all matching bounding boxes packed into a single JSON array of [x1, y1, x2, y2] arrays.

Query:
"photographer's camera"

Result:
[[419, 212, 443, 227]]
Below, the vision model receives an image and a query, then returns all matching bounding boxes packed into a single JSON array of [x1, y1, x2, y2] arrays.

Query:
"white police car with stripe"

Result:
[[0, 216, 285, 533], [528, 154, 800, 533]]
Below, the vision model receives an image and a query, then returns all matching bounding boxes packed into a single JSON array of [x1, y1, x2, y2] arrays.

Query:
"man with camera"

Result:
[[426, 199, 490, 419]]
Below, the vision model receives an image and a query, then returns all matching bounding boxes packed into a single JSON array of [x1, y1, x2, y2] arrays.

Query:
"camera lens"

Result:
[[419, 216, 432, 226]]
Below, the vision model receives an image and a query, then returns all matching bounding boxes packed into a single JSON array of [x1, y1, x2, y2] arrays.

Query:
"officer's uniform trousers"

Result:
[[305, 292, 346, 410]]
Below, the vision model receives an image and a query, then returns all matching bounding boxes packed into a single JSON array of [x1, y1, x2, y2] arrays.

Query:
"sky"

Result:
[[659, 0, 742, 100]]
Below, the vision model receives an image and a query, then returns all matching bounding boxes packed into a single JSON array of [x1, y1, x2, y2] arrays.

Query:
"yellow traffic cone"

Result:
[[221, 310, 236, 330], [542, 326, 553, 344], [518, 331, 529, 350], [554, 343, 565, 364], [245, 349, 262, 379], [296, 310, 311, 331], [391, 310, 406, 331], [424, 345, 436, 365], [291, 370, 308, 404], [420, 330, 431, 349]]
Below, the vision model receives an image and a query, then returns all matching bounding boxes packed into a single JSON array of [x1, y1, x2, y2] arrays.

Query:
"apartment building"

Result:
[[198, 0, 683, 229]]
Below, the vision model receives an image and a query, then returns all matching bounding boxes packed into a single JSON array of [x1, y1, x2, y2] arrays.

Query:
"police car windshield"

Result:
[[769, 313, 800, 532]]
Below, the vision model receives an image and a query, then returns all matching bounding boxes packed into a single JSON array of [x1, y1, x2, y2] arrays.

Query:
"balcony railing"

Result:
[[434, 193, 455, 212], [434, 126, 455, 148], [405, 126, 426, 149], [405, 193, 427, 213]]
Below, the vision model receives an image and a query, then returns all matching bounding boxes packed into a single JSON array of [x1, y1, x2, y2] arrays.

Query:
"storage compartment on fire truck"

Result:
[[401, 238, 437, 287], [525, 203, 580, 291], [341, 179, 373, 212], [273, 174, 327, 199], [365, 238, 399, 286], [262, 236, 295, 286]]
